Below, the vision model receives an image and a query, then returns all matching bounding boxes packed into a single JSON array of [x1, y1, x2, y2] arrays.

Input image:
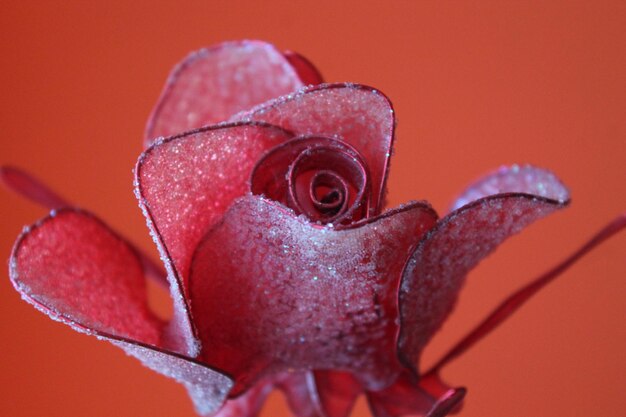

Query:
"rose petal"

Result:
[[275, 372, 324, 417], [312, 371, 362, 417], [251, 136, 371, 224], [135, 123, 293, 355], [10, 208, 162, 343], [367, 371, 465, 417], [398, 183, 570, 367], [232, 83, 395, 215], [274, 371, 361, 417], [283, 50, 324, 85], [189, 195, 437, 394], [9, 209, 233, 416], [145, 40, 306, 145], [450, 164, 570, 212], [1, 165, 169, 287], [114, 341, 233, 416], [366, 374, 439, 417], [213, 379, 274, 417]]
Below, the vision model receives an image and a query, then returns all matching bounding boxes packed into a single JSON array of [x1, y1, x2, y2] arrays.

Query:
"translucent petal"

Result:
[[450, 164, 569, 212], [145, 40, 306, 145], [232, 84, 395, 215], [10, 208, 162, 344], [283, 50, 324, 85], [135, 123, 293, 355], [398, 186, 570, 367], [189, 195, 437, 394], [9, 209, 233, 416]]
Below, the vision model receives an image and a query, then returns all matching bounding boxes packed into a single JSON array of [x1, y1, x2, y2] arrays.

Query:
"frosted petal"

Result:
[[233, 84, 395, 215], [450, 164, 569, 212], [145, 40, 305, 145], [9, 209, 233, 415], [135, 123, 293, 355], [189, 195, 437, 394], [115, 341, 233, 416], [398, 192, 570, 367], [10, 209, 162, 344]]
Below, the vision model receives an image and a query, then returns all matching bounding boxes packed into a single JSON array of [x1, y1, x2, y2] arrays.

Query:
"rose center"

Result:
[[250, 135, 371, 225]]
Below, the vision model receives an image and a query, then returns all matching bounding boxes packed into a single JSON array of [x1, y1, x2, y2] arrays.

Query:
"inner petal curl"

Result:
[[250, 135, 371, 225]]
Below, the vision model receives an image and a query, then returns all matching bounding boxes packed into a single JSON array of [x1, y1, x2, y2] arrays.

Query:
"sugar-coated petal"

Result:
[[251, 135, 371, 224], [283, 50, 324, 85], [114, 340, 233, 416], [136, 123, 293, 355], [450, 164, 570, 212], [145, 40, 306, 145], [398, 189, 570, 368], [232, 84, 395, 215], [10, 208, 162, 344], [189, 195, 437, 394], [9, 209, 234, 416], [1, 165, 169, 286]]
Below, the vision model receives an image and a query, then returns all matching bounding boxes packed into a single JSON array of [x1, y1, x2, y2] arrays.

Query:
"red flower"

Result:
[[3, 40, 624, 417]]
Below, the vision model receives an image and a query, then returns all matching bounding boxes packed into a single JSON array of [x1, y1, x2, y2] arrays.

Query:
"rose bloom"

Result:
[[3, 41, 624, 417]]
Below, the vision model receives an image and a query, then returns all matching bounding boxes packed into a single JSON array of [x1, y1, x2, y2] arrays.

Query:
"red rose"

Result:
[[4, 40, 624, 417]]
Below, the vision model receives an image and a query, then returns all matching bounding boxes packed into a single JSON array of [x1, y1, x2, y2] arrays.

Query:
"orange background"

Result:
[[1, 2, 624, 417]]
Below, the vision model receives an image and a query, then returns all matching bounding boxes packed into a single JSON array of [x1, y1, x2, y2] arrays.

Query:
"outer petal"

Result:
[[9, 209, 233, 416], [232, 83, 395, 215], [398, 170, 570, 368], [213, 379, 274, 417], [189, 195, 437, 394], [135, 123, 293, 355], [367, 372, 465, 417], [10, 209, 162, 343], [145, 40, 312, 145], [450, 164, 570, 212], [275, 372, 325, 417], [312, 371, 362, 417]]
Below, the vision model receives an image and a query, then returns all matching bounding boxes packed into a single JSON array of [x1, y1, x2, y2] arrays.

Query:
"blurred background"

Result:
[[1, 1, 624, 416]]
